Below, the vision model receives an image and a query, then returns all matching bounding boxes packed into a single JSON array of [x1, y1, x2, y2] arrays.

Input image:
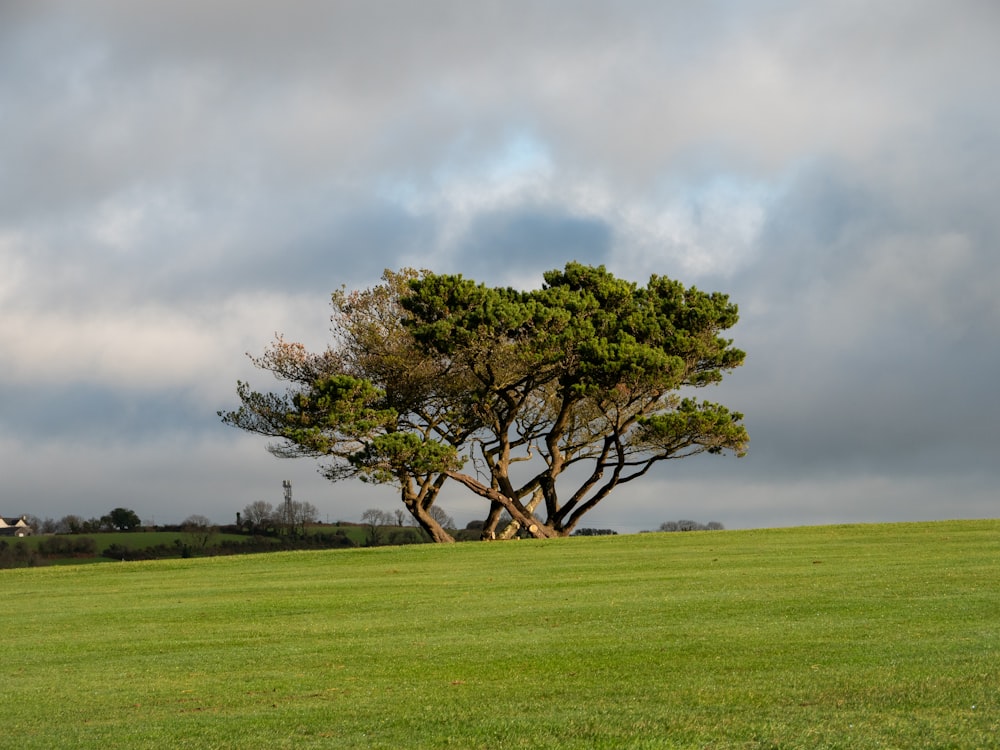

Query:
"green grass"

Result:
[[2, 520, 997, 749]]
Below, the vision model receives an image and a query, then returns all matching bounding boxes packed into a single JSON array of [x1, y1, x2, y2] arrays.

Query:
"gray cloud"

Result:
[[456, 208, 612, 281], [2, 1, 998, 528], [0, 382, 212, 446]]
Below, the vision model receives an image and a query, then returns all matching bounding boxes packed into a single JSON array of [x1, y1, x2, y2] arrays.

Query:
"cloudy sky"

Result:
[[3, 1, 998, 531]]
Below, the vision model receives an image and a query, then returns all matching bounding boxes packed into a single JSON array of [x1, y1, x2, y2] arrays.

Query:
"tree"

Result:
[[242, 501, 274, 533], [107, 507, 141, 531], [81, 517, 104, 533], [57, 514, 85, 534], [655, 520, 725, 532], [221, 263, 747, 541], [221, 269, 461, 543], [282, 500, 318, 537], [361, 508, 393, 527], [39, 517, 58, 534], [22, 515, 42, 534], [428, 505, 455, 530], [360, 508, 391, 546], [182, 514, 218, 551]]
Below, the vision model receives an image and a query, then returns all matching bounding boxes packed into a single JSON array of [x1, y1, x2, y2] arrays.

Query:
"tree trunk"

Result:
[[497, 519, 521, 540], [492, 488, 549, 540], [400, 475, 455, 543], [480, 501, 504, 540], [422, 518, 455, 543], [407, 501, 455, 543]]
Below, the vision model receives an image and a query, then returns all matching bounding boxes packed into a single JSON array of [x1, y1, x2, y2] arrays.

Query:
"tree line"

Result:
[[646, 520, 725, 532], [2, 504, 728, 568], [24, 507, 143, 534]]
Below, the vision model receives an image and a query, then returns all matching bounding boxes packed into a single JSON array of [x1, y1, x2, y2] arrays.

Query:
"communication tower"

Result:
[[282, 480, 292, 524]]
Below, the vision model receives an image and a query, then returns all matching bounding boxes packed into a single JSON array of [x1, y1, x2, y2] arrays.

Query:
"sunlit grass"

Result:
[[2, 520, 997, 748]]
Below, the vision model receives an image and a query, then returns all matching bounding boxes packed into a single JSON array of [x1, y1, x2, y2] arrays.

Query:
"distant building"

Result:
[[0, 516, 33, 537]]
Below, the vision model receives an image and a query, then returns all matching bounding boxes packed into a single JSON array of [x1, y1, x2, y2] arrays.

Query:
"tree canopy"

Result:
[[220, 262, 747, 542], [106, 507, 142, 531]]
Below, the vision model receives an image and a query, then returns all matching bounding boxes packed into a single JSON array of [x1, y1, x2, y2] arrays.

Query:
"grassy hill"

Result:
[[2, 520, 997, 749]]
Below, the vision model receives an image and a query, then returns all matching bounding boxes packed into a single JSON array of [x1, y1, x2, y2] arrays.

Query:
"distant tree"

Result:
[[221, 263, 747, 542], [361, 508, 393, 526], [81, 517, 104, 533], [108, 507, 141, 531], [242, 501, 274, 533], [182, 515, 218, 551], [571, 528, 618, 536], [57, 514, 84, 534], [37, 517, 58, 534], [22, 515, 42, 533], [656, 520, 724, 532], [361, 508, 391, 546], [428, 505, 455, 530], [285, 500, 318, 537]]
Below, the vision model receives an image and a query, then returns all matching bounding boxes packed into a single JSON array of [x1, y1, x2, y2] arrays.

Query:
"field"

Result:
[[2, 520, 997, 749]]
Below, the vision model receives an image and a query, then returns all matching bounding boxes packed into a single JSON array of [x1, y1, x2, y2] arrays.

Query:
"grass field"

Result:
[[2, 520, 997, 749]]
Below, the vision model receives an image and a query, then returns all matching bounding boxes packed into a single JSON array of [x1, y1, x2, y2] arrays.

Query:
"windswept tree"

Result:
[[221, 263, 747, 541], [221, 269, 465, 543]]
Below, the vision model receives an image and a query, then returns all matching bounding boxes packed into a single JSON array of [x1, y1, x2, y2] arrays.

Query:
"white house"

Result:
[[0, 516, 33, 537]]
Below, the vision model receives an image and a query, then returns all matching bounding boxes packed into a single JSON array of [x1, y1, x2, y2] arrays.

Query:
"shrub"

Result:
[[388, 529, 426, 545], [0, 540, 39, 568], [37, 536, 97, 557]]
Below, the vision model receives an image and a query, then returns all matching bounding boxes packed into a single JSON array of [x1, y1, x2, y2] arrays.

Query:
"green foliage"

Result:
[[285, 375, 398, 451], [222, 263, 748, 540], [2, 521, 997, 748], [35, 535, 98, 557], [637, 398, 748, 456], [7, 531, 364, 567], [0, 539, 37, 568], [400, 262, 747, 536], [107, 507, 141, 531], [350, 432, 461, 483]]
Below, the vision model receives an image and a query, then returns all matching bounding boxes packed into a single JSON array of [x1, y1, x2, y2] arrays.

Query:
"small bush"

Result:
[[0, 540, 39, 568], [388, 529, 425, 545]]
